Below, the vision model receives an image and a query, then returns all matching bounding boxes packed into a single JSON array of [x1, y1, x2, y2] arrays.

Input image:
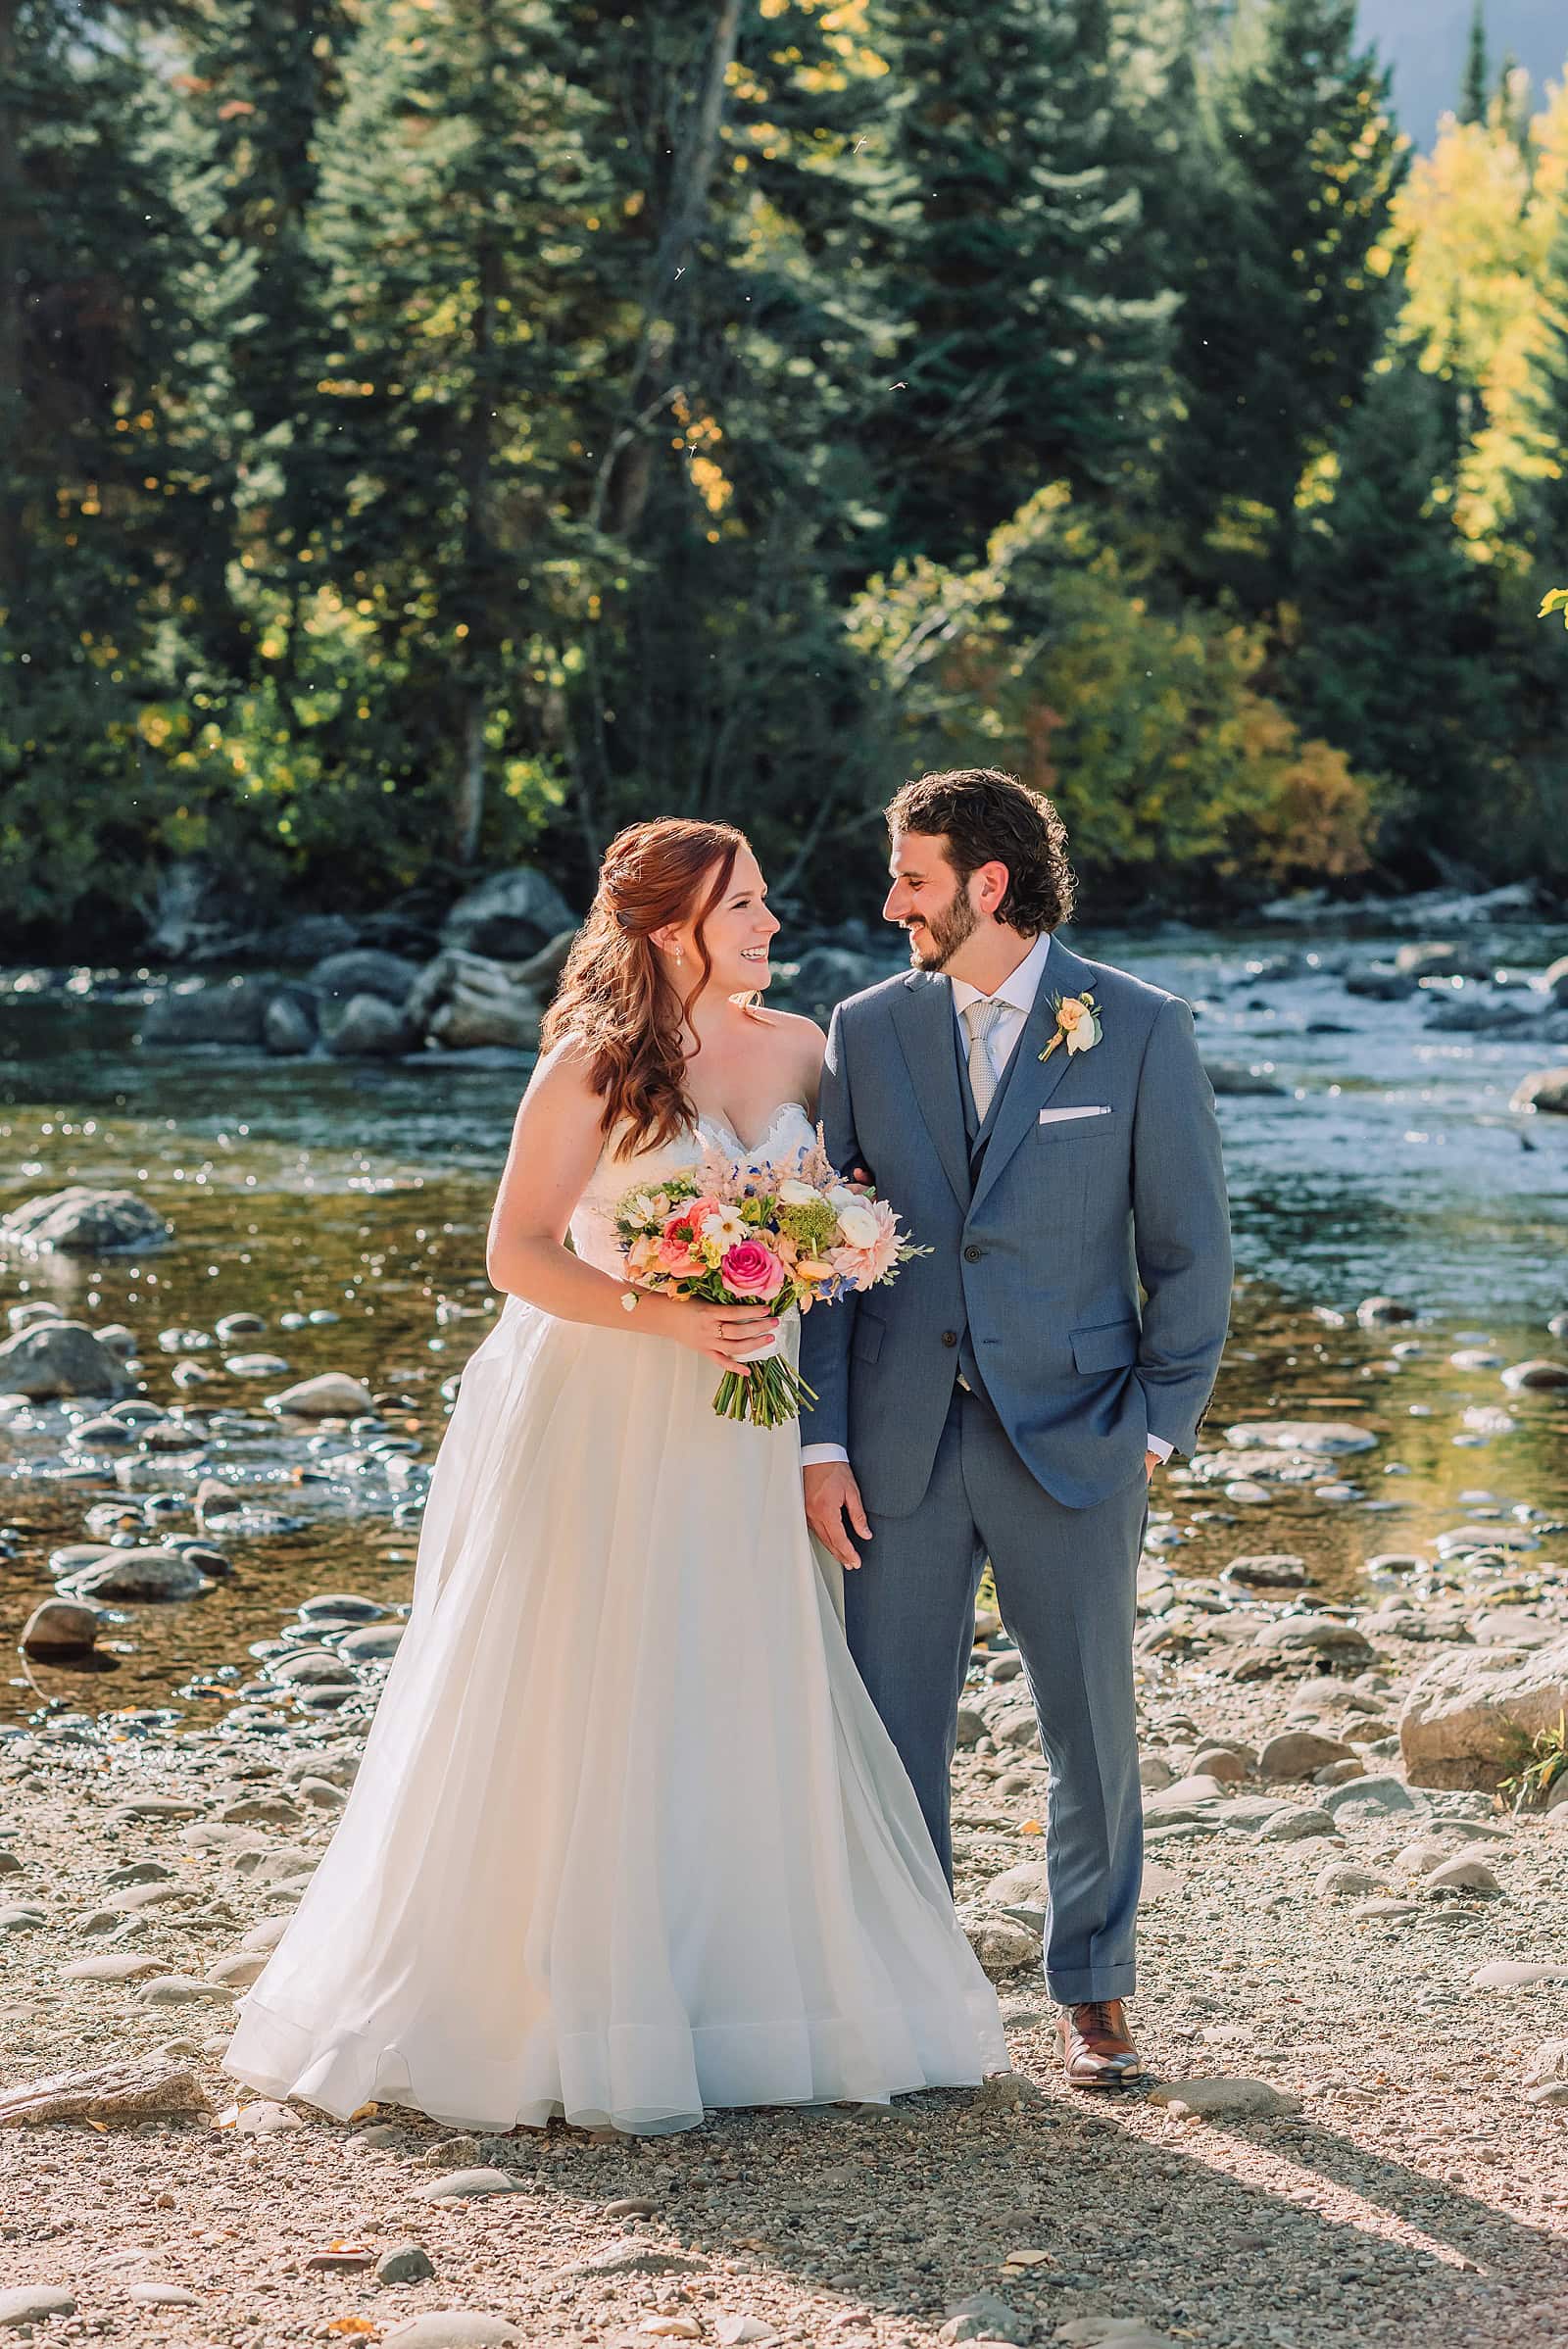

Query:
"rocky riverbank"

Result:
[[2, 1263, 1568, 2348]]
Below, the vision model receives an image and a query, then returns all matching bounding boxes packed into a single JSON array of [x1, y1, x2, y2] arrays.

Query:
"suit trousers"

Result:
[[843, 1381, 1148, 2004]]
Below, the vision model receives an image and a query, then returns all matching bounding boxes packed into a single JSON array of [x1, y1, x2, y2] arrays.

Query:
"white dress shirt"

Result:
[[801, 930, 1171, 1469]]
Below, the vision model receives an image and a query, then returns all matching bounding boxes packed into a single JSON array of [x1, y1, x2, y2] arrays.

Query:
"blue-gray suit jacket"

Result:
[[798, 940, 1232, 1516]]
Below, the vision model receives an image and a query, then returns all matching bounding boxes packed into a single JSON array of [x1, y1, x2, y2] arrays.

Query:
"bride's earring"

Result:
[[673, 948, 685, 966]]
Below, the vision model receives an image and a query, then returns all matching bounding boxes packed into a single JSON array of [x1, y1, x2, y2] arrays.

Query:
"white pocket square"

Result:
[[1039, 1105, 1112, 1124]]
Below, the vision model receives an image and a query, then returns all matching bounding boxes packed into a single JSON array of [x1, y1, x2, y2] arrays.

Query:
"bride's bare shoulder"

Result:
[[748, 1005, 827, 1052]]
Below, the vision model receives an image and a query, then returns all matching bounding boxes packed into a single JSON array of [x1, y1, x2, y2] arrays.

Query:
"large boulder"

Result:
[[1344, 965, 1417, 1001], [263, 991, 318, 1057], [62, 1548, 215, 1603], [0, 1187, 171, 1256], [0, 1321, 131, 1398], [322, 993, 413, 1058], [1400, 1640, 1568, 1790], [307, 949, 422, 1007], [408, 952, 541, 1052], [21, 1598, 105, 1658], [441, 868, 577, 960], [1512, 1067, 1568, 1114], [140, 975, 272, 1047], [511, 928, 579, 994], [785, 946, 883, 1022], [1394, 940, 1493, 982]]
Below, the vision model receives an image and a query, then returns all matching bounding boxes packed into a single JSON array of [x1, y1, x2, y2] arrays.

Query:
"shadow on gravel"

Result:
[[505, 2072, 1568, 2348]]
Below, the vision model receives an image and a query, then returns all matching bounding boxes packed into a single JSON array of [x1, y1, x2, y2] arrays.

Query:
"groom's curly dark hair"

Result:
[[886, 767, 1076, 936]]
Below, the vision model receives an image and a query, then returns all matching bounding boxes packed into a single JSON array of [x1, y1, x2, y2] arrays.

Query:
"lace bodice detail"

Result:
[[569, 1102, 818, 1277]]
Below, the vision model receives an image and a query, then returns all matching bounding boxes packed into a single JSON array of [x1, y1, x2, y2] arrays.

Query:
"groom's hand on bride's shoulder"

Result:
[[804, 1461, 872, 1570]]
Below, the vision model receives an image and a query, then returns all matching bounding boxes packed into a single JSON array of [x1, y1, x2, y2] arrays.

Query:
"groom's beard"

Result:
[[906, 891, 978, 972]]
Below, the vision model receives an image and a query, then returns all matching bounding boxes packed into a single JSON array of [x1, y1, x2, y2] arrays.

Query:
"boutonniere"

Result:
[[1039, 991, 1102, 1063]]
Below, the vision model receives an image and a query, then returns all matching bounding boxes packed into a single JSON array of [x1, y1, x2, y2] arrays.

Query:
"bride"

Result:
[[222, 816, 1006, 2134]]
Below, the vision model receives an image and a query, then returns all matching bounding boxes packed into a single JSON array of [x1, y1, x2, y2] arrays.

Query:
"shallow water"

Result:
[[1, 922, 1565, 1726]]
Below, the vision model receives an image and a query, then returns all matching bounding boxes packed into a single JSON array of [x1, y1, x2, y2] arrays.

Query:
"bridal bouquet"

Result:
[[613, 1129, 924, 1428]]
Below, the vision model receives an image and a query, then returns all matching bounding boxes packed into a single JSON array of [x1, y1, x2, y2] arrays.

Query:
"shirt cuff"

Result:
[[1146, 1435, 1175, 1463], [800, 1444, 850, 1468]]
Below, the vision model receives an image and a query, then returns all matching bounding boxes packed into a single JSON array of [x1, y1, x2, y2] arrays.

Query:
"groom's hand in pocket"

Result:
[[804, 1461, 872, 1571]]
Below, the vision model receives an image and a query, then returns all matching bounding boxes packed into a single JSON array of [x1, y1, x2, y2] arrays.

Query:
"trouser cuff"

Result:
[[1046, 1961, 1137, 2004]]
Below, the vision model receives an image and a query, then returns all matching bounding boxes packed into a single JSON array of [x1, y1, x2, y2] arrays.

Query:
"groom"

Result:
[[800, 768, 1231, 2089]]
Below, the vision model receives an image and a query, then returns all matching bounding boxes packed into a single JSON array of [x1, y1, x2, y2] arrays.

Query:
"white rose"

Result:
[[776, 1177, 819, 1206], [825, 1183, 857, 1213], [835, 1197, 881, 1249]]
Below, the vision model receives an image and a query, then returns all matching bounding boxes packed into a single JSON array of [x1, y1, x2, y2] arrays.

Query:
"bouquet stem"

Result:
[[712, 1356, 819, 1427]]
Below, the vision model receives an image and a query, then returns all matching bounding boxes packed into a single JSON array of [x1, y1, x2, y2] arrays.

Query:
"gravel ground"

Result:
[[3, 1624, 1567, 2349]]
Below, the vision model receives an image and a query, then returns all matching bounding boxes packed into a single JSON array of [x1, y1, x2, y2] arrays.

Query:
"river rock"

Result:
[[1345, 967, 1418, 1001], [784, 946, 884, 1019], [62, 1548, 213, 1603], [1395, 940, 1493, 981], [141, 975, 272, 1047], [0, 1320, 131, 1398], [441, 866, 576, 959], [384, 2320, 521, 2349], [1356, 1296, 1416, 1327], [1500, 1357, 1568, 1391], [962, 1914, 1039, 1976], [1426, 1853, 1501, 1894], [412, 2169, 526, 2203], [21, 1598, 104, 1658], [0, 2288, 76, 2326], [1316, 1861, 1379, 1898], [1259, 1731, 1357, 1782], [1524, 2037, 1568, 2085], [263, 991, 317, 1056], [0, 2056, 210, 2126], [408, 951, 542, 1052], [270, 1372, 375, 1418], [1401, 1639, 1568, 1789], [1223, 1553, 1307, 1589], [1471, 1960, 1568, 1991], [939, 2292, 1029, 2346], [1224, 1419, 1378, 1456], [1202, 1062, 1288, 1096], [1512, 1068, 1568, 1114], [1322, 1774, 1426, 1823], [309, 949, 422, 1006], [324, 992, 414, 1057], [0, 1186, 171, 1256], [1238, 1617, 1375, 1674], [1149, 2078, 1301, 2120]]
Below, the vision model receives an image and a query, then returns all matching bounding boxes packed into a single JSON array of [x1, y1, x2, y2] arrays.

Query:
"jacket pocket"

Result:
[[1033, 1106, 1124, 1143], [853, 1310, 885, 1366], [1070, 1318, 1140, 1374]]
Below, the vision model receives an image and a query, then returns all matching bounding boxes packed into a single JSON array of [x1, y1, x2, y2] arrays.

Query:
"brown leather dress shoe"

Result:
[[1057, 1998, 1143, 2089]]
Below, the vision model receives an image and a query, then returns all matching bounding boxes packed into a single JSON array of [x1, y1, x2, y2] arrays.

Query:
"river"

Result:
[[2, 917, 1565, 1726]]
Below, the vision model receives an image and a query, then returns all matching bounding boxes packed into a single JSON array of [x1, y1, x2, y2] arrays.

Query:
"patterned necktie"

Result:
[[961, 997, 1007, 1123]]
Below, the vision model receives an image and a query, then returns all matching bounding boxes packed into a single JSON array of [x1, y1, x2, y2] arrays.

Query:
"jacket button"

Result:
[[963, 1244, 983, 1263], [941, 1330, 958, 1347]]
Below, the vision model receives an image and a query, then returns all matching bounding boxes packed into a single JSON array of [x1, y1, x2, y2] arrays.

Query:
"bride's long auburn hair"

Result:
[[542, 817, 763, 1156]]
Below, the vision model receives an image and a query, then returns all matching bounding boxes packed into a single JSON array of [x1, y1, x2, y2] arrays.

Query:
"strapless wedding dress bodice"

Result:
[[223, 1098, 1004, 2133], [566, 1099, 818, 1275]]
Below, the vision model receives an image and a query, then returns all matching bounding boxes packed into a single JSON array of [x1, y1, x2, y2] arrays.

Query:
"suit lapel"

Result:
[[969, 941, 1096, 1215], [889, 974, 972, 1211]]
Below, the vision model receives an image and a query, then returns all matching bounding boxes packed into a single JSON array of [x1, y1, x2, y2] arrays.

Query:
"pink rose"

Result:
[[656, 1208, 706, 1279], [720, 1239, 787, 1301]]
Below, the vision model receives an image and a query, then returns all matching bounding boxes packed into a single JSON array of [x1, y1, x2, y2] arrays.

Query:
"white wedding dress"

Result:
[[222, 1102, 1006, 2133]]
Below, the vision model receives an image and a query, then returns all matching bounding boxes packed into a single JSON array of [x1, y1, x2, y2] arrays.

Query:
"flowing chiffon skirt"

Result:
[[222, 1293, 1007, 2132]]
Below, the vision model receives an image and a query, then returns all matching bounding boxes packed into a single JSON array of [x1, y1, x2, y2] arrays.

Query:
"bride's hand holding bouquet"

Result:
[[615, 1130, 925, 1428]]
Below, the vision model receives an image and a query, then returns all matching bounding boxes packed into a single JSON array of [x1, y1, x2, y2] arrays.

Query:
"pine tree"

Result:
[[178, 0, 349, 671], [307, 0, 610, 869], [1459, 2, 1489, 126], [1286, 350, 1502, 870], [0, 3, 225, 941], [868, 0, 1177, 566], [1163, 0, 1406, 605]]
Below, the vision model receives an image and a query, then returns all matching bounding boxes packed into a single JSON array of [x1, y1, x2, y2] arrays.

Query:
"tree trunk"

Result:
[[455, 689, 487, 868], [0, 0, 24, 610]]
